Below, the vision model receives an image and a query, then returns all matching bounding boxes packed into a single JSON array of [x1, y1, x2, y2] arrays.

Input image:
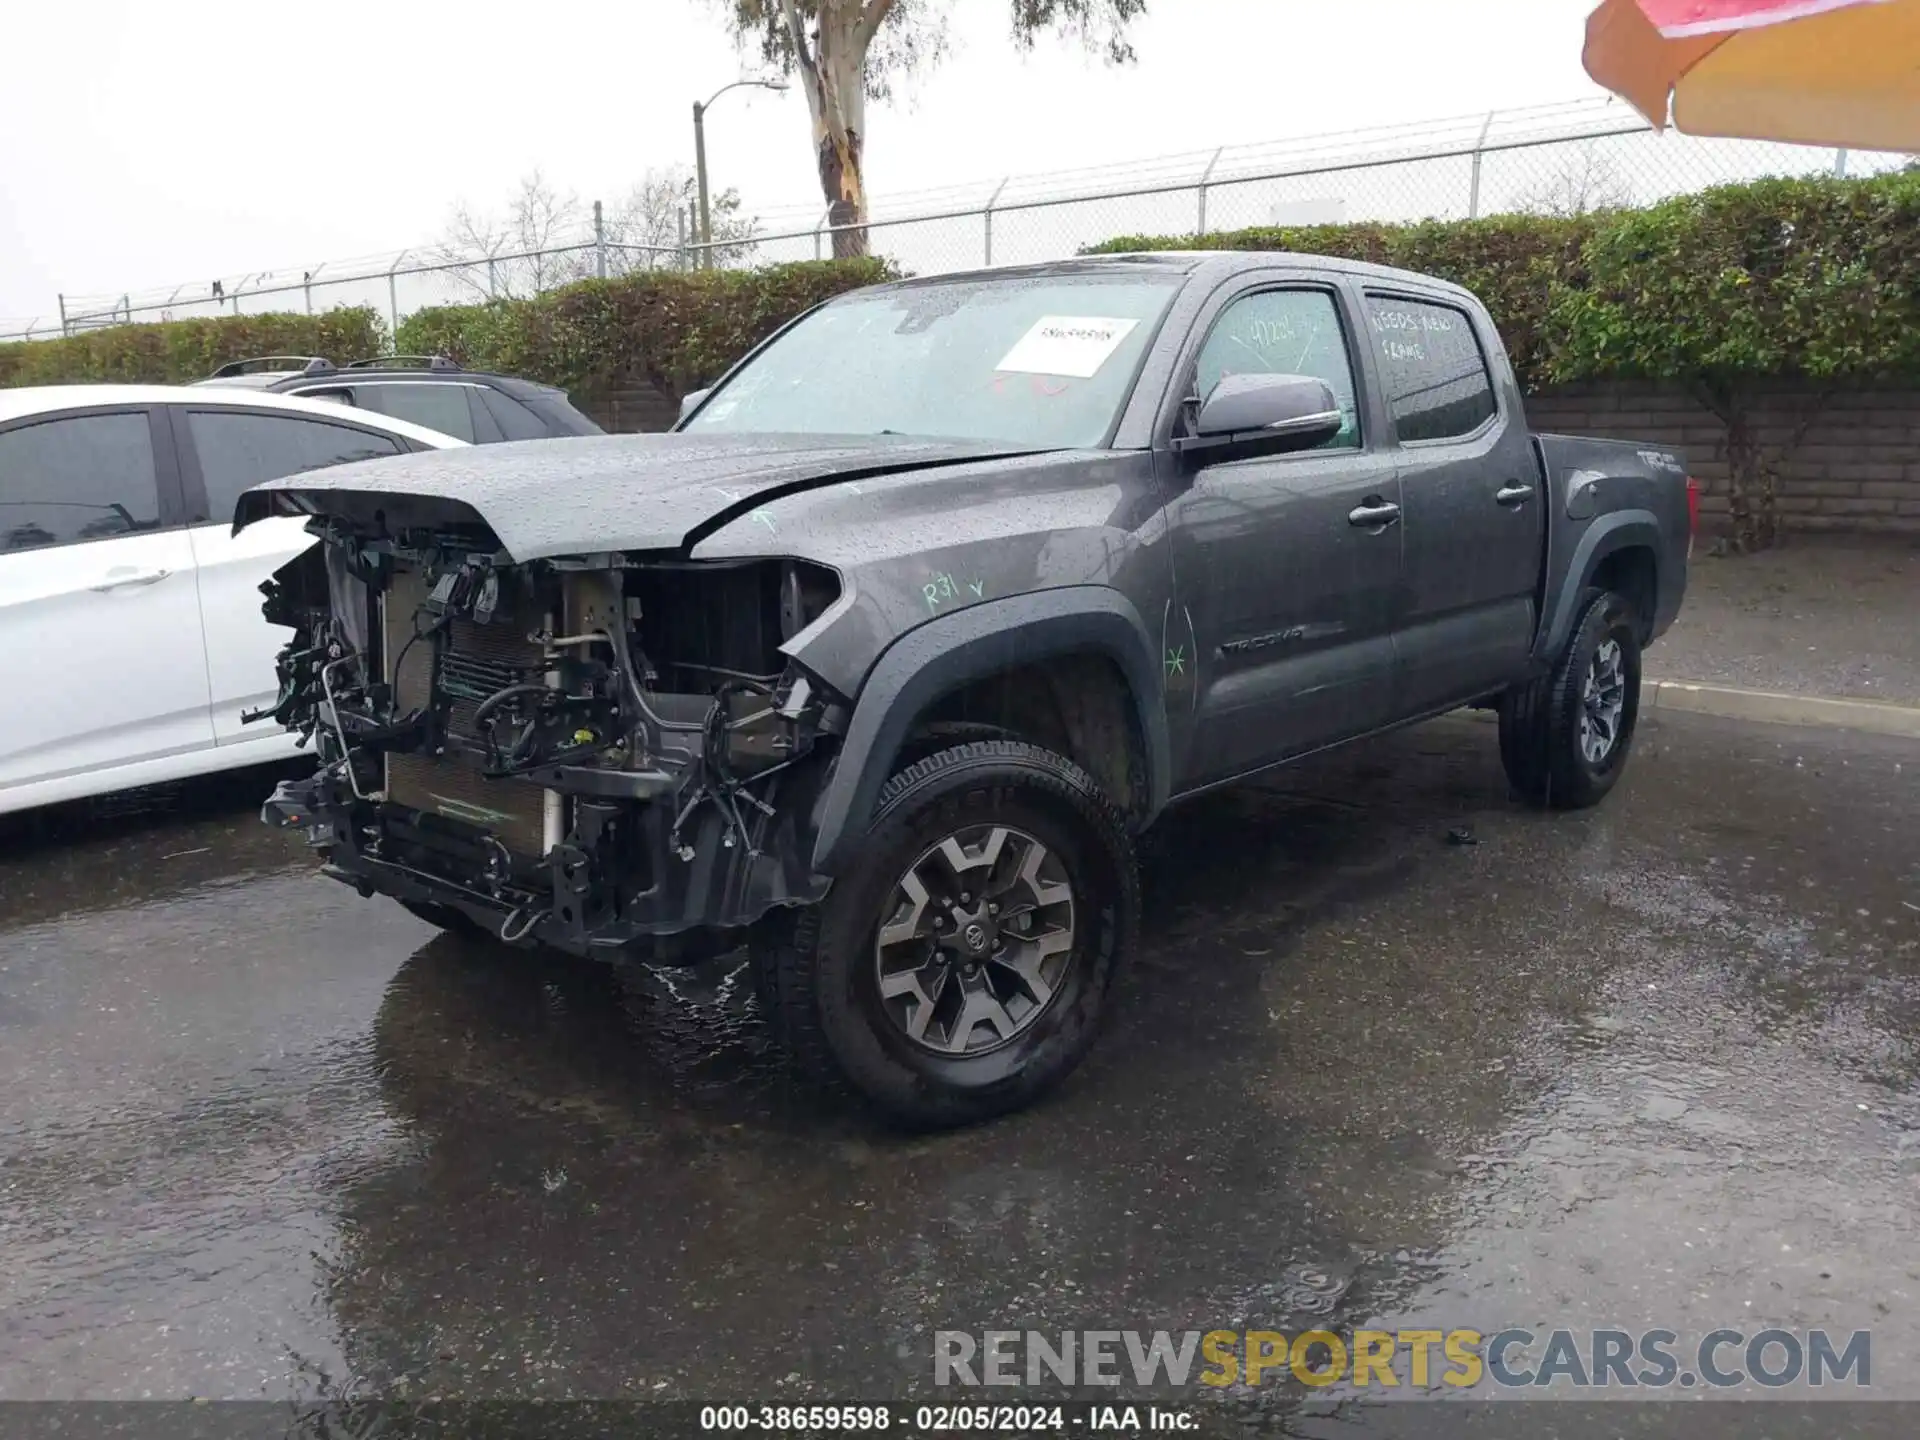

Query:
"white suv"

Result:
[[0, 385, 464, 816]]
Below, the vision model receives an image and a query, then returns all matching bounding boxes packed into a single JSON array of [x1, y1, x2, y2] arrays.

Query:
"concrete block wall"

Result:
[[1526, 380, 1920, 536]]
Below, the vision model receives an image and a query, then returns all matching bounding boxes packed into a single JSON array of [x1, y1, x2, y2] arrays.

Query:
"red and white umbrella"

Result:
[[1584, 0, 1920, 149]]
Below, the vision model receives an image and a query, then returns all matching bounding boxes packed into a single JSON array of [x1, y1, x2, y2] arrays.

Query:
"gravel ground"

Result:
[[1649, 537, 1920, 706]]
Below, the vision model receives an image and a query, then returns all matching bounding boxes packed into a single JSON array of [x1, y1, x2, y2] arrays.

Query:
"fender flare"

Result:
[[1536, 509, 1663, 663], [809, 586, 1171, 875]]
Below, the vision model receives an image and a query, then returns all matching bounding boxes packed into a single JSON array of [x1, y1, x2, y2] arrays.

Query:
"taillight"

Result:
[[1685, 477, 1701, 559]]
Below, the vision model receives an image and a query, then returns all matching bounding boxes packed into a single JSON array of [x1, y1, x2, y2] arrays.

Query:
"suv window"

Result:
[[1363, 296, 1496, 443], [1192, 289, 1360, 449], [479, 386, 557, 441], [350, 383, 479, 443], [0, 412, 161, 555], [187, 411, 403, 521]]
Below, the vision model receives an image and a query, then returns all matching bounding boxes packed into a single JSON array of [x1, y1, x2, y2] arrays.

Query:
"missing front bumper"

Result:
[[262, 763, 830, 960]]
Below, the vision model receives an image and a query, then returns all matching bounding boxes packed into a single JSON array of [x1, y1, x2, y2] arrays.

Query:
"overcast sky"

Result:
[[0, 0, 1614, 322]]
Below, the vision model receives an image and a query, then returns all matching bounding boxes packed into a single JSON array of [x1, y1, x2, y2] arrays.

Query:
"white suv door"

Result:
[[171, 406, 411, 743], [0, 408, 214, 804]]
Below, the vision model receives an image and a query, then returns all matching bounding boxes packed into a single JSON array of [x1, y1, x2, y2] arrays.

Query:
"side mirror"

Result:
[[1179, 373, 1343, 457], [678, 388, 712, 425]]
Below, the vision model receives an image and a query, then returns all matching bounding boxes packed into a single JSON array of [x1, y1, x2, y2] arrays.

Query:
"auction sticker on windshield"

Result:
[[996, 316, 1140, 378]]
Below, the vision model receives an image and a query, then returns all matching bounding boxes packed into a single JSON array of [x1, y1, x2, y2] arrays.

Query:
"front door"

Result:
[[1359, 290, 1544, 716], [0, 408, 212, 797], [1168, 283, 1402, 788]]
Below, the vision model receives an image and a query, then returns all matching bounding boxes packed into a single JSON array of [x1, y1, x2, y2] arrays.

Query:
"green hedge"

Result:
[[0, 309, 385, 389], [1549, 173, 1920, 387], [0, 260, 889, 410], [16, 176, 1913, 405], [1090, 170, 1920, 398], [395, 258, 895, 402]]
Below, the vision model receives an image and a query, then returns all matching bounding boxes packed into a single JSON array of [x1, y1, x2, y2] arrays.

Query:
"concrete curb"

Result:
[[1645, 679, 1920, 739]]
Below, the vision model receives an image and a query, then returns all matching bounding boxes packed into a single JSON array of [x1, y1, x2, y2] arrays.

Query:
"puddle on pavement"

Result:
[[1, 716, 1916, 1412]]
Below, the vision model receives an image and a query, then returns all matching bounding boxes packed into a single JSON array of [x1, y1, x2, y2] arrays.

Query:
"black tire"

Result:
[[1498, 587, 1642, 810], [752, 740, 1138, 1129], [397, 897, 495, 942]]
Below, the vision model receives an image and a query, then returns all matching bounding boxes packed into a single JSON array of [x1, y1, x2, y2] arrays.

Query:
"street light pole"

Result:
[[692, 78, 787, 270], [693, 98, 712, 267]]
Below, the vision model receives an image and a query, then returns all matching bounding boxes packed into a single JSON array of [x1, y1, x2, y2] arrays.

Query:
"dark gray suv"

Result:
[[195, 355, 602, 444]]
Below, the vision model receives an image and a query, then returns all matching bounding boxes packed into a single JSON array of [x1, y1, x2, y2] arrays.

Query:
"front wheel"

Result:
[[752, 740, 1139, 1129], [1499, 588, 1642, 810]]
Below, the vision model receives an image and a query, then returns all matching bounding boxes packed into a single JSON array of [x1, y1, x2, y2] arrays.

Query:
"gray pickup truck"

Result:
[[240, 252, 1692, 1126]]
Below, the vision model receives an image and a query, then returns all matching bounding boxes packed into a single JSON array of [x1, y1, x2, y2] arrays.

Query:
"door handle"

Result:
[[1496, 483, 1535, 507], [88, 567, 172, 593], [1348, 500, 1401, 530]]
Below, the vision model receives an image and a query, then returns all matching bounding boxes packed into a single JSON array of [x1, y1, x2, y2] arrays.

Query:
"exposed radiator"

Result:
[[382, 567, 551, 856]]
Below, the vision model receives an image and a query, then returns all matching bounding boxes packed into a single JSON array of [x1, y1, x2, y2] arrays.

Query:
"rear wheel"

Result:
[[1499, 588, 1642, 810], [752, 740, 1138, 1128]]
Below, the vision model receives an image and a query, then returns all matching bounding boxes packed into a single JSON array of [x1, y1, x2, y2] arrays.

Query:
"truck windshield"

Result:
[[681, 273, 1182, 449]]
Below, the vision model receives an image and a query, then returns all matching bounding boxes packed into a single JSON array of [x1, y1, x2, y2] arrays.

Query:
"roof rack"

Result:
[[208, 355, 336, 379], [345, 354, 462, 373]]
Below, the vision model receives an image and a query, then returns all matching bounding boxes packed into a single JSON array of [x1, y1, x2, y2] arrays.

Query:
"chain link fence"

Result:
[[3, 98, 1902, 345]]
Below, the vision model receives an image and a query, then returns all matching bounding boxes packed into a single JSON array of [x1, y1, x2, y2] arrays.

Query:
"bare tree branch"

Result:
[[433, 202, 511, 302], [604, 166, 761, 272], [435, 168, 758, 297], [1511, 141, 1633, 219], [432, 170, 590, 300]]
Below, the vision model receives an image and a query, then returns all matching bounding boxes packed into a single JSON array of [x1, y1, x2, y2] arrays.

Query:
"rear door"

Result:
[[1166, 278, 1403, 786], [172, 407, 407, 742], [1361, 290, 1542, 716], [0, 407, 213, 796]]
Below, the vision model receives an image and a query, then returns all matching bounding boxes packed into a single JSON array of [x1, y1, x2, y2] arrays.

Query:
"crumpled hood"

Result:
[[232, 432, 1041, 561]]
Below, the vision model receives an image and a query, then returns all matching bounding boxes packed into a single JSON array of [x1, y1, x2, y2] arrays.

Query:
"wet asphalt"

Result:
[[2, 711, 1918, 1433]]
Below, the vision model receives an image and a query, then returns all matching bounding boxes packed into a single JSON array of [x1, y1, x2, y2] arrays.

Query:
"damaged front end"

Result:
[[253, 513, 844, 960]]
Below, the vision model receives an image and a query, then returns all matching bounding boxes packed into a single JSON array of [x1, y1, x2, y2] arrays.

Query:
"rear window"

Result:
[[187, 411, 403, 521], [1363, 296, 1497, 443], [479, 387, 556, 441], [351, 383, 479, 443]]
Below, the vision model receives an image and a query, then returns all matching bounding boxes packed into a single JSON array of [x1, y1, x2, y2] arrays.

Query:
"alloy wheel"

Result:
[[1580, 638, 1627, 765], [873, 824, 1077, 1056]]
